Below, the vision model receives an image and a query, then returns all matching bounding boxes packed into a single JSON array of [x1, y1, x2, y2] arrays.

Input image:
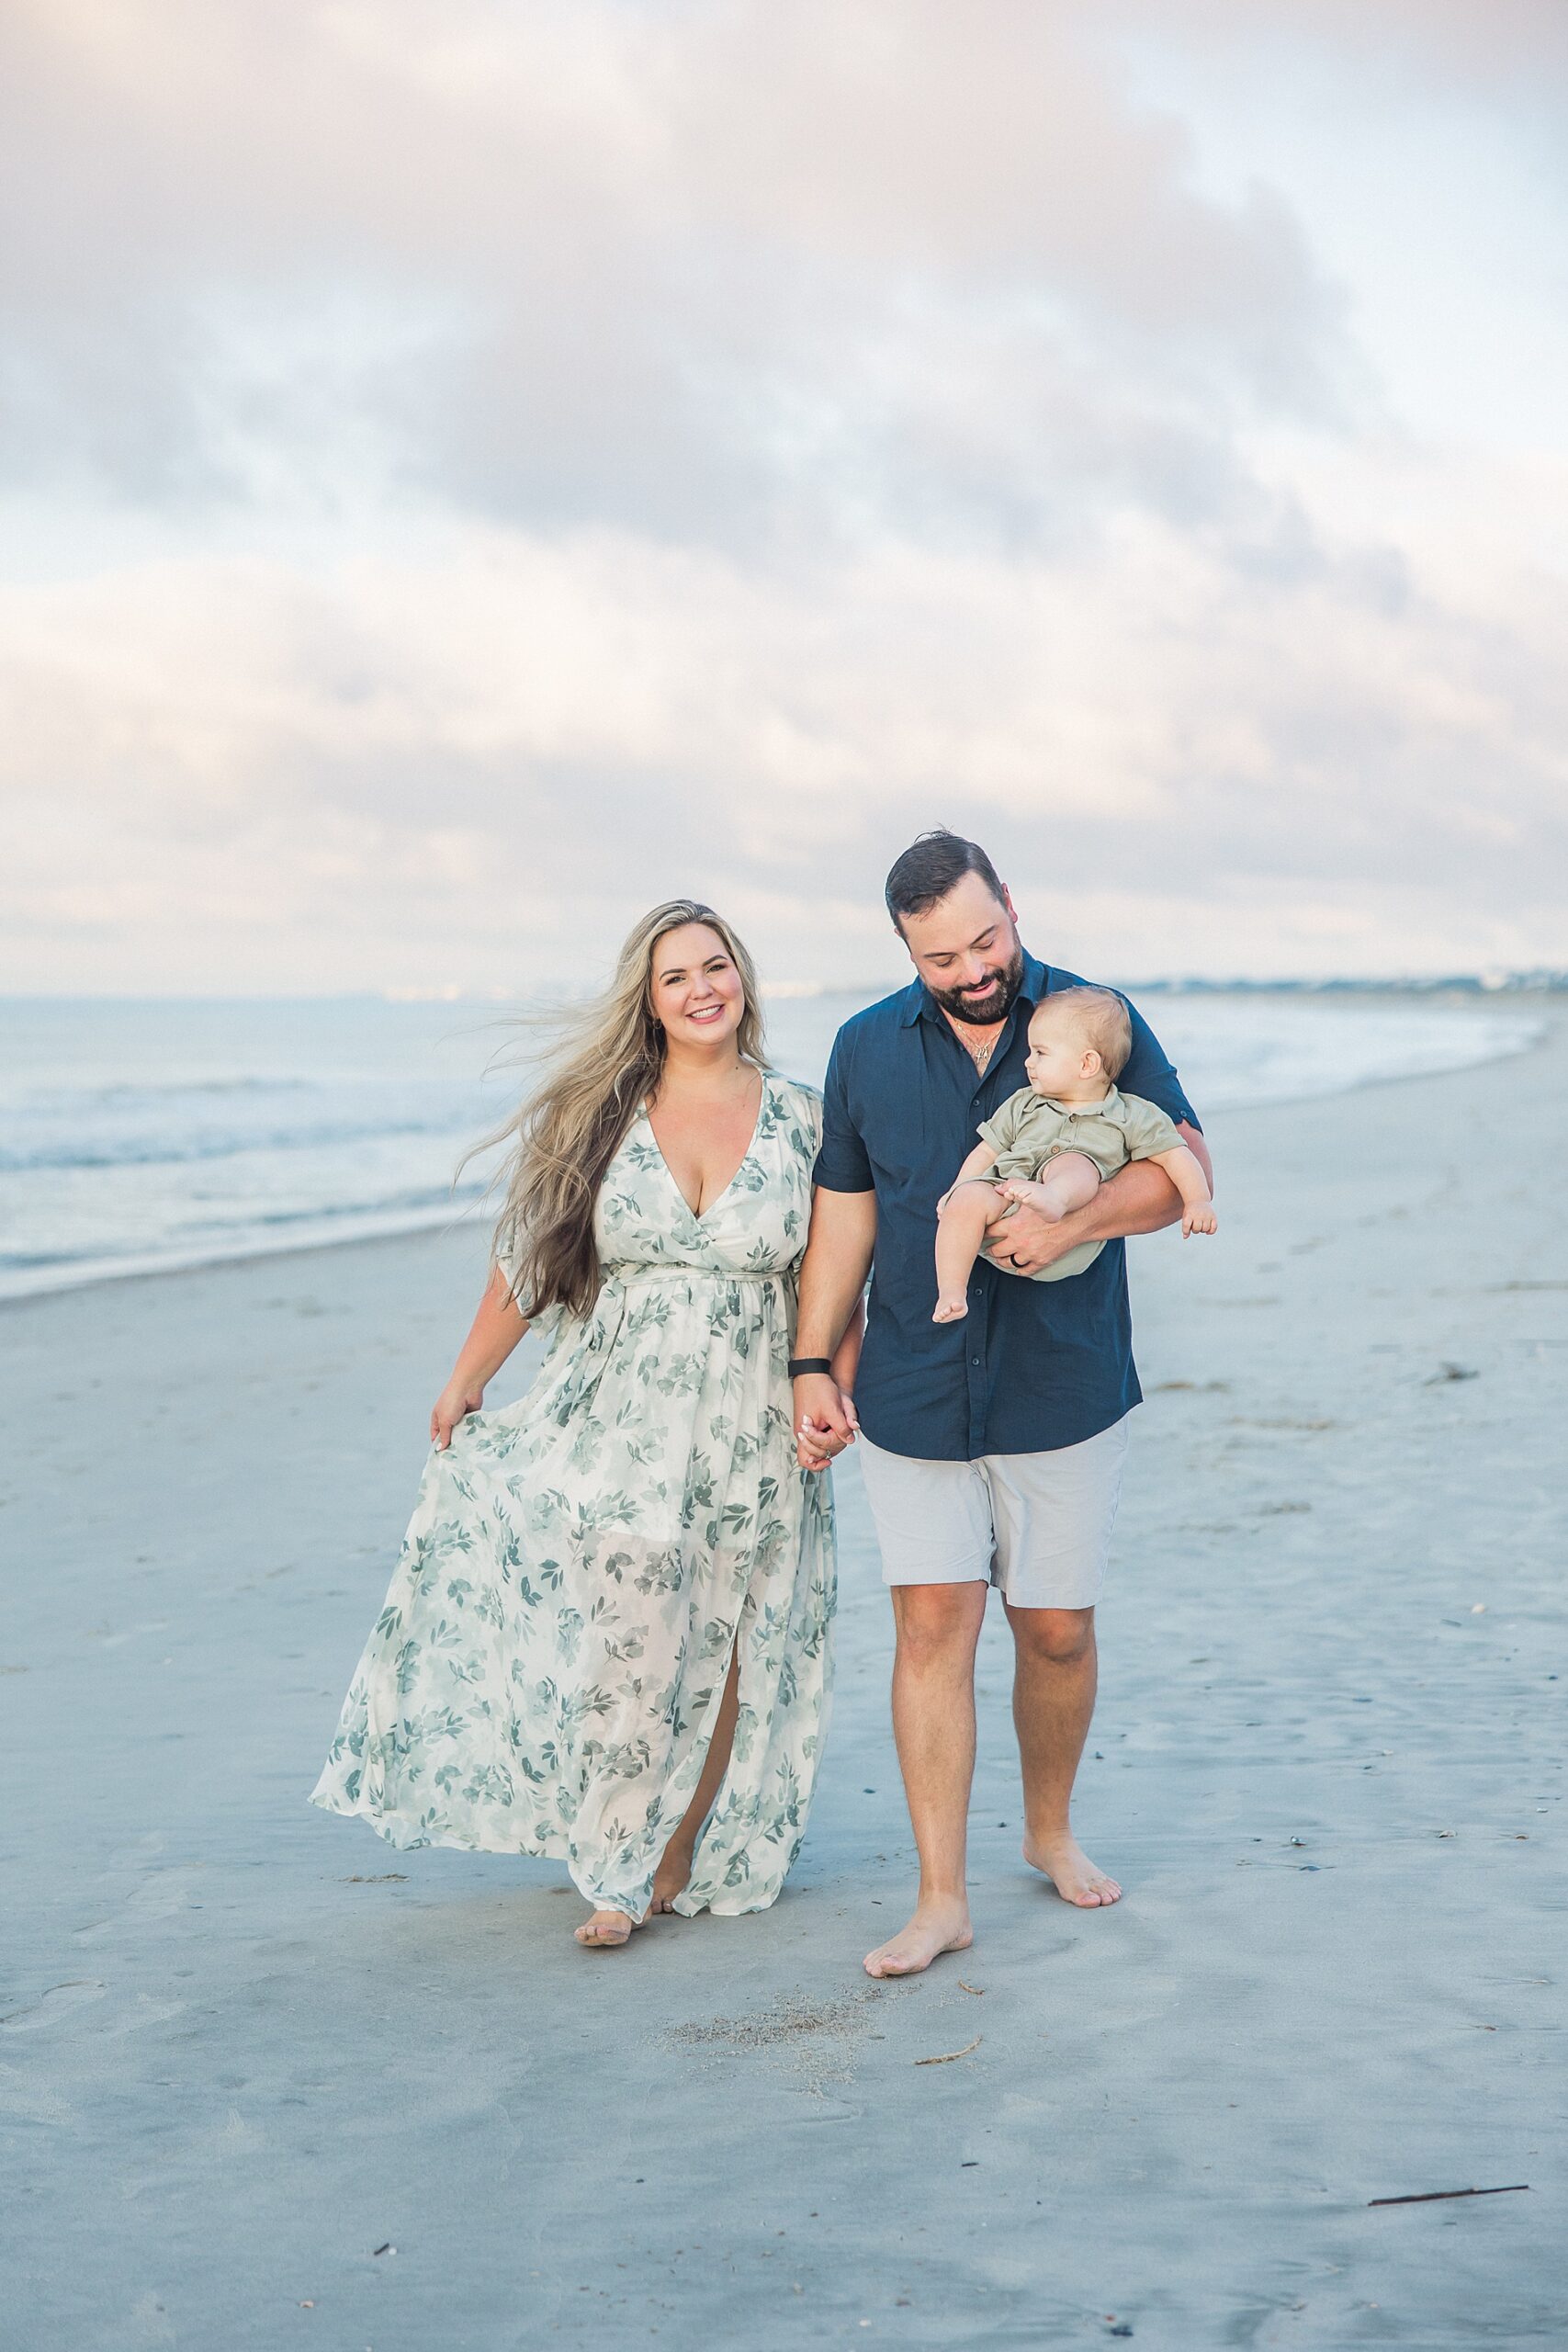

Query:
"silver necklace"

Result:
[[964, 1030, 998, 1074]]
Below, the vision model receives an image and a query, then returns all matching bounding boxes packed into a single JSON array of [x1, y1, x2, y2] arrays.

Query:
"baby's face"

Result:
[[1024, 1015, 1096, 1093]]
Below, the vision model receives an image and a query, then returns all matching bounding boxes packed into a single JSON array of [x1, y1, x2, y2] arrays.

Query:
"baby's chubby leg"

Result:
[[934, 1182, 1011, 1323], [996, 1150, 1101, 1224]]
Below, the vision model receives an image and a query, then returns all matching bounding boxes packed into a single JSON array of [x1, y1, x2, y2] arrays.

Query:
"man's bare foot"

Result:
[[932, 1295, 969, 1324], [573, 1907, 646, 1948], [863, 1897, 973, 1977], [1022, 1831, 1122, 1907], [649, 1841, 694, 1915]]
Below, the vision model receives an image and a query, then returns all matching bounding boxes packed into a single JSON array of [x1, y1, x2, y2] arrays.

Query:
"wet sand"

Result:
[[2, 995, 1564, 2347]]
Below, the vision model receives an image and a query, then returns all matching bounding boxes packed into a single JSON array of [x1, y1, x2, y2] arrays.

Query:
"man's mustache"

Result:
[[931, 954, 1023, 1024]]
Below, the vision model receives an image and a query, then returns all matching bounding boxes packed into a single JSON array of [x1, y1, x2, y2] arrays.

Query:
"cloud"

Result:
[[4, 462, 1563, 989], [0, 0, 1563, 988], [1110, 0, 1568, 92], [0, 0, 1341, 545]]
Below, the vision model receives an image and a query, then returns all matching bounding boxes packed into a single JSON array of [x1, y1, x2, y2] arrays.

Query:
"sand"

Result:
[[2, 994, 1563, 2349]]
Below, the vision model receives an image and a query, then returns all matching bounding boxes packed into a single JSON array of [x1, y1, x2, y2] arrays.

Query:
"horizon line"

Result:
[[1, 968, 1565, 1006]]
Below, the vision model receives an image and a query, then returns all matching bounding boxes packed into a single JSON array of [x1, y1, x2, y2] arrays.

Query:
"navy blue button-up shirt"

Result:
[[814, 951, 1199, 1462]]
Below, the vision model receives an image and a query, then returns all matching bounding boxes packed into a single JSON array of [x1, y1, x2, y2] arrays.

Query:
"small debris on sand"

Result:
[[915, 2035, 982, 2066], [1369, 2184, 1528, 2208], [663, 1986, 892, 2098]]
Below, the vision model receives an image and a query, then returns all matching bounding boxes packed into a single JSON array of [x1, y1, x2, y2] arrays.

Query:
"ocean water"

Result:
[[0, 989, 1543, 1301]]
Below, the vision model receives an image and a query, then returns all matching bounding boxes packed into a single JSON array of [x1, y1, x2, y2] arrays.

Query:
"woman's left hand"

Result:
[[796, 1391, 858, 1473]]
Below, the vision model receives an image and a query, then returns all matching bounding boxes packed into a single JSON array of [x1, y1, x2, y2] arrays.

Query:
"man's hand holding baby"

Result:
[[983, 1198, 1080, 1275]]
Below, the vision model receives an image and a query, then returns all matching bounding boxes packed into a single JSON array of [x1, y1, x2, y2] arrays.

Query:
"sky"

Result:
[[1, 0, 1565, 995]]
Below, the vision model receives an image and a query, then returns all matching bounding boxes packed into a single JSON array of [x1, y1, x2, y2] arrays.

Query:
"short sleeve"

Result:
[[1117, 996, 1199, 1132], [784, 1076, 824, 1160], [493, 1220, 524, 1301], [1117, 1092, 1186, 1162], [812, 1030, 874, 1193], [976, 1090, 1028, 1157]]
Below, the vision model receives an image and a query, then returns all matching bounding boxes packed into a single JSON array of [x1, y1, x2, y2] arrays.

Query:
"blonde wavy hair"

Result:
[[481, 899, 768, 1323]]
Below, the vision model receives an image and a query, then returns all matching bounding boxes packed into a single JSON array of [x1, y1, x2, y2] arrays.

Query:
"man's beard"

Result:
[[927, 944, 1025, 1027]]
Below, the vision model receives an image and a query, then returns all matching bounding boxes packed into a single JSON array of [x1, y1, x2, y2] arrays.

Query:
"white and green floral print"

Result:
[[311, 1073, 835, 1921]]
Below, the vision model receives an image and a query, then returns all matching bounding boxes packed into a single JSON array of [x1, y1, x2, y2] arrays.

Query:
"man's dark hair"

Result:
[[885, 829, 1007, 933]]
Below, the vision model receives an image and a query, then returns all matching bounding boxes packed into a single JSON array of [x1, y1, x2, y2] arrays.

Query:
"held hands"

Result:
[[431, 1379, 485, 1451], [794, 1373, 859, 1473]]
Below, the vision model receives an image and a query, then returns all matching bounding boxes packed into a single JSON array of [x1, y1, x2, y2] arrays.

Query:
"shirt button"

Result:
[[971, 1357, 981, 1367]]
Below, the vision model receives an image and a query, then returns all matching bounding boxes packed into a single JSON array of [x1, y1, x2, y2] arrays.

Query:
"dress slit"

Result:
[[310, 1072, 836, 1920]]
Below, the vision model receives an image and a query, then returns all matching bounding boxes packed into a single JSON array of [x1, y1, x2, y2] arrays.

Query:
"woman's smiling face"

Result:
[[649, 922, 746, 1050]]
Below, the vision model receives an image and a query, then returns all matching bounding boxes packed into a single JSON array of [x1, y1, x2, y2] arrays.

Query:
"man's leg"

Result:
[[1005, 1602, 1122, 1907], [864, 1580, 987, 1977]]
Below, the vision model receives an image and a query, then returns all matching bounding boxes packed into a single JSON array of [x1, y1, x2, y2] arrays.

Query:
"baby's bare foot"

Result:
[[573, 1907, 645, 1948], [1022, 1831, 1122, 1908], [863, 1897, 973, 1977], [932, 1295, 969, 1324]]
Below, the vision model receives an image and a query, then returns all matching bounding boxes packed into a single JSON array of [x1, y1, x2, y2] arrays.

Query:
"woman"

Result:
[[311, 901, 852, 1948]]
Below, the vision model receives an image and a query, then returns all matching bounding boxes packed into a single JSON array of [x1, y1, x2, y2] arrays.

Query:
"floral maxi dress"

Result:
[[310, 1074, 835, 1920]]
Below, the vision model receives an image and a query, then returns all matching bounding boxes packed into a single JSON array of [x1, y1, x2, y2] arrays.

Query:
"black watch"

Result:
[[788, 1357, 833, 1379]]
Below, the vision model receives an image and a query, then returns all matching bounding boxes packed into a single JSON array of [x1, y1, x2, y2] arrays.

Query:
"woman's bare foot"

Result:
[[1022, 1831, 1122, 1907], [573, 1907, 646, 1948], [649, 1841, 694, 1915], [863, 1896, 973, 1977], [932, 1295, 969, 1324]]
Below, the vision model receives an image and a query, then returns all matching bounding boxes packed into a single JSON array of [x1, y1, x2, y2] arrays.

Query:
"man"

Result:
[[792, 831, 1211, 1978]]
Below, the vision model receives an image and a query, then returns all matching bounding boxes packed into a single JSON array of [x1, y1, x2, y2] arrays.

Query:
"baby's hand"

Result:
[[1182, 1204, 1218, 1238]]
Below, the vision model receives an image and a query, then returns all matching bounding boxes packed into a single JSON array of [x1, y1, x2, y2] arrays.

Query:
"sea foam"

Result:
[[0, 989, 1543, 1299]]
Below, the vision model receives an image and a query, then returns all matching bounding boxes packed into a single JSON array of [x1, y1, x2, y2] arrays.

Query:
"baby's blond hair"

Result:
[[1030, 986, 1132, 1080]]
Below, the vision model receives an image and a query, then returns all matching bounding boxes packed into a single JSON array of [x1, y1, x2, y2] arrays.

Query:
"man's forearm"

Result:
[[988, 1145, 1207, 1275], [1061, 1123, 1213, 1248], [795, 1193, 876, 1357], [795, 1255, 873, 1357], [1066, 1159, 1184, 1242]]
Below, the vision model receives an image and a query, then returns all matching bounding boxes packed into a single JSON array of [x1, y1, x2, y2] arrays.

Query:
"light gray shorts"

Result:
[[855, 1415, 1130, 1611]]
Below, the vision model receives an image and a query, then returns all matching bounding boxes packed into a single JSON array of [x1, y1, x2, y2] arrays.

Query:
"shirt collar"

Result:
[[1042, 1085, 1119, 1115], [901, 947, 1051, 1028]]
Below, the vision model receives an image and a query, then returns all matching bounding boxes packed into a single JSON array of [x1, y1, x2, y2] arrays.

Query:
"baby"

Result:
[[933, 985, 1216, 1322]]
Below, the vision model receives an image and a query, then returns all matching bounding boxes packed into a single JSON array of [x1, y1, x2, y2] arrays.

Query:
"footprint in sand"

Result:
[[0, 2064, 75, 2126], [0, 1979, 107, 2033]]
